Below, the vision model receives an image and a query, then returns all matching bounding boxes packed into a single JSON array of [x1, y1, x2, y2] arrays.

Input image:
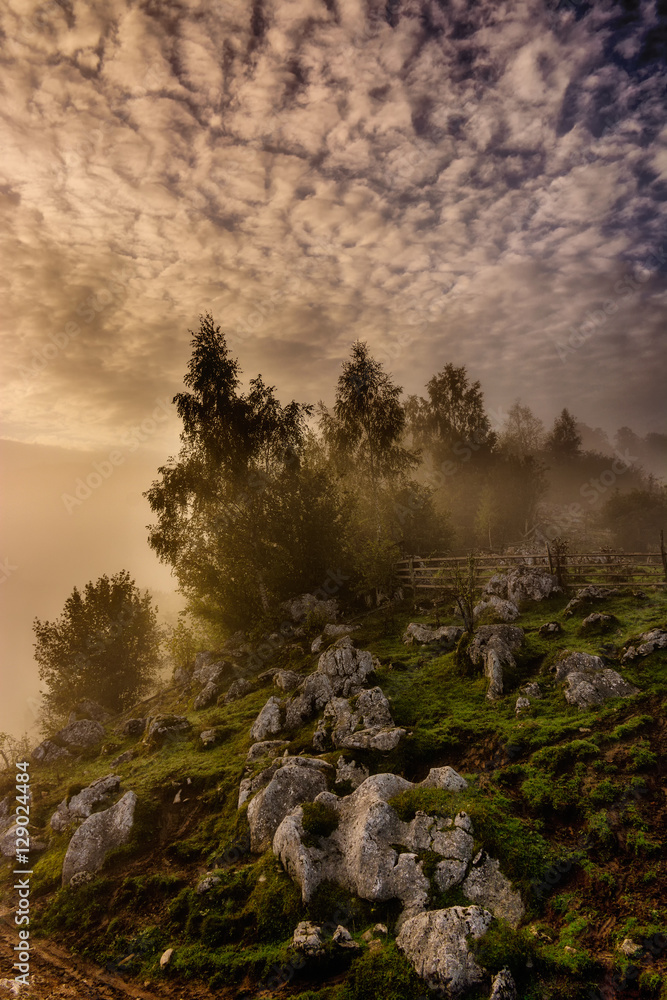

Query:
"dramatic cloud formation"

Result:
[[1, 0, 665, 737], [1, 0, 666, 445]]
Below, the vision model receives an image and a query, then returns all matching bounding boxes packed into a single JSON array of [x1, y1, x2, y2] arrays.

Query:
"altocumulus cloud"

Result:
[[0, 0, 666, 445]]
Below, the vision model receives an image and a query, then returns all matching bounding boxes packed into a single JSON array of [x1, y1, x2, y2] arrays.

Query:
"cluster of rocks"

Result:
[[563, 586, 616, 616], [247, 637, 405, 754], [485, 567, 561, 604], [311, 622, 360, 654], [622, 629, 667, 662], [50, 774, 121, 832], [32, 719, 106, 764], [552, 652, 640, 709]]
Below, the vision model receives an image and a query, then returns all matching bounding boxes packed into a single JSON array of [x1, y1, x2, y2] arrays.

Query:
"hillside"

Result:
[[1, 577, 666, 1000]]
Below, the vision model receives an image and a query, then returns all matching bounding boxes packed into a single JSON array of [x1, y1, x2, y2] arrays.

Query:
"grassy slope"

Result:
[[1, 588, 665, 1000]]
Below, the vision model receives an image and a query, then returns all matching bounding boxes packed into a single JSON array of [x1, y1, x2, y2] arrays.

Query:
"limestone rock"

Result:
[[462, 851, 524, 928], [247, 761, 330, 852], [160, 948, 174, 968], [468, 626, 524, 701], [419, 767, 468, 792], [396, 906, 493, 994], [623, 629, 667, 662], [317, 637, 377, 697], [273, 771, 473, 912], [196, 875, 221, 894], [490, 967, 517, 999], [473, 597, 520, 623], [200, 729, 220, 746], [62, 791, 137, 885], [74, 699, 111, 722], [515, 697, 530, 715], [285, 674, 333, 730], [402, 624, 463, 648], [319, 689, 405, 752], [522, 683, 541, 699], [223, 678, 253, 703], [273, 670, 302, 692], [250, 696, 284, 741], [333, 925, 359, 949], [580, 613, 619, 634], [283, 594, 339, 624], [563, 586, 615, 616], [194, 680, 222, 710], [538, 621, 562, 638], [293, 921, 325, 955], [51, 774, 121, 832], [246, 740, 290, 763], [144, 715, 192, 744], [31, 739, 72, 764], [485, 567, 561, 604], [554, 651, 639, 709], [335, 757, 369, 790], [55, 719, 105, 749]]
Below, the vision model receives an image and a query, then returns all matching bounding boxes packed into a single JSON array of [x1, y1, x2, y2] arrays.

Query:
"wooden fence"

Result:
[[396, 550, 667, 592]]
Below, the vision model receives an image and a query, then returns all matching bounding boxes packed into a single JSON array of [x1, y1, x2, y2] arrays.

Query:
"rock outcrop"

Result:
[[50, 774, 121, 832], [31, 740, 72, 764], [283, 593, 338, 624], [485, 567, 561, 603], [62, 791, 137, 885], [313, 688, 405, 752], [553, 652, 640, 709], [54, 719, 105, 749], [489, 967, 518, 999], [623, 629, 667, 662], [250, 697, 284, 741], [563, 586, 615, 616], [462, 851, 524, 928], [467, 626, 524, 701], [402, 624, 463, 648], [274, 770, 475, 912], [473, 597, 520, 623], [396, 906, 493, 995], [246, 758, 332, 852], [144, 715, 192, 744]]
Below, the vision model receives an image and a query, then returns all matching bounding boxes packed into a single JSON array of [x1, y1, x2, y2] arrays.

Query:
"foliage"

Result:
[[33, 570, 161, 717], [545, 408, 582, 461]]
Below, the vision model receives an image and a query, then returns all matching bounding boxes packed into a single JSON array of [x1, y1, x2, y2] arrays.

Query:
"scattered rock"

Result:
[[31, 739, 72, 764], [419, 767, 469, 792], [68, 871, 96, 887], [246, 740, 290, 763], [473, 597, 521, 622], [193, 659, 235, 688], [111, 750, 136, 766], [619, 938, 643, 956], [283, 594, 339, 624], [538, 621, 562, 638], [396, 906, 493, 994], [563, 586, 616, 616], [293, 921, 325, 956], [486, 567, 561, 603], [490, 967, 517, 999], [623, 629, 667, 662], [468, 626, 524, 701], [580, 613, 619, 634], [62, 791, 137, 885], [515, 697, 530, 716], [159, 948, 174, 968], [553, 652, 640, 709], [196, 875, 221, 895], [55, 719, 106, 749], [317, 637, 378, 697], [250, 696, 284, 741], [119, 719, 146, 737], [333, 925, 359, 949], [319, 688, 406, 752], [462, 851, 524, 928], [194, 680, 222, 710], [223, 678, 253, 703], [199, 729, 219, 747], [522, 683, 541, 699], [144, 715, 192, 744], [402, 624, 463, 648]]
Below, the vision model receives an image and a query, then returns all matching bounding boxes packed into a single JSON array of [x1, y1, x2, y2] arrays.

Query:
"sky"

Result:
[[1, 0, 666, 739]]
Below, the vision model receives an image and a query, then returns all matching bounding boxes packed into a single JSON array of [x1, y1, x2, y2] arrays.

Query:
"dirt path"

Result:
[[0, 915, 218, 1000]]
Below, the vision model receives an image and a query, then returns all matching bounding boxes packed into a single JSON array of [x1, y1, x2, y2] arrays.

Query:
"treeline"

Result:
[[143, 314, 666, 633]]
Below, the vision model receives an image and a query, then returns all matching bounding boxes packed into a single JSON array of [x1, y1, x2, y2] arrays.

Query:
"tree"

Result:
[[406, 363, 495, 466], [498, 400, 545, 459], [545, 408, 582, 461], [320, 341, 416, 487], [33, 571, 161, 718], [145, 315, 345, 631]]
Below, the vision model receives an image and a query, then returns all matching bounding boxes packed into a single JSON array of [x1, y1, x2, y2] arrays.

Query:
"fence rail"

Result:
[[396, 551, 667, 591]]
